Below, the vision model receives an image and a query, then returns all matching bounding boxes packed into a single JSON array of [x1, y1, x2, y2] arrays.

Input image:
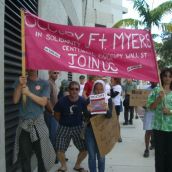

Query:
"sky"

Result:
[[122, 0, 171, 39]]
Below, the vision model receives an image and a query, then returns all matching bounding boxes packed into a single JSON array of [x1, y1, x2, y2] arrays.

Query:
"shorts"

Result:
[[143, 111, 154, 130], [56, 125, 86, 152], [115, 105, 121, 116]]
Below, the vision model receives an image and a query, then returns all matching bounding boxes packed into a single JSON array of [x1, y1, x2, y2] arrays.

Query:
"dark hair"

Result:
[[79, 75, 85, 80], [112, 78, 121, 85], [160, 68, 172, 90], [69, 81, 80, 90]]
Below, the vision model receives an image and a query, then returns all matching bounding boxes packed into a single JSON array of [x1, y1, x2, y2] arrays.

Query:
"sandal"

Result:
[[57, 168, 67, 172], [73, 167, 88, 172]]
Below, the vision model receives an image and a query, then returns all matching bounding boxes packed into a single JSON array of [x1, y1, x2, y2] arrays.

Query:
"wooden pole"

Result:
[[21, 9, 26, 105]]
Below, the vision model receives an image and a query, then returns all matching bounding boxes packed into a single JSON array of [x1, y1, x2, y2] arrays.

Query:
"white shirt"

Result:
[[105, 83, 111, 95], [79, 84, 85, 96], [112, 85, 122, 106]]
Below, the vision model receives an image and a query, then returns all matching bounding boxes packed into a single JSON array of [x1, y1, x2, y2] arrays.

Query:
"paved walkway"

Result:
[[34, 114, 155, 172]]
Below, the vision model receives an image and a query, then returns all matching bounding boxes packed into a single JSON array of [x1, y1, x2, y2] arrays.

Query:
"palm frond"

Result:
[[112, 18, 142, 28], [133, 0, 151, 28], [150, 1, 172, 27]]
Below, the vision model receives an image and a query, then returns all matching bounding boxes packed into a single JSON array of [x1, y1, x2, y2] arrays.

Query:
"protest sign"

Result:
[[129, 89, 151, 107], [90, 108, 119, 156], [24, 11, 159, 82], [90, 93, 106, 114]]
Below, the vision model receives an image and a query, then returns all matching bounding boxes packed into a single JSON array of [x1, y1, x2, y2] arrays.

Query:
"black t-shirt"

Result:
[[53, 96, 86, 127]]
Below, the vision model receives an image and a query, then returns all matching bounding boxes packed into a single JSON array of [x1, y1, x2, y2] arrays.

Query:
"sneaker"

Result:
[[143, 149, 149, 158], [123, 122, 128, 125], [150, 145, 154, 150], [129, 120, 133, 125]]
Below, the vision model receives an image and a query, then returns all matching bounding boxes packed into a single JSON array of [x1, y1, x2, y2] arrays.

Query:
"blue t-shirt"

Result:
[[13, 79, 50, 119], [53, 96, 86, 127]]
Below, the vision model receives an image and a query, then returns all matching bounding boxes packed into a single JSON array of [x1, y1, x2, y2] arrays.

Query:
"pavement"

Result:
[[34, 114, 155, 172]]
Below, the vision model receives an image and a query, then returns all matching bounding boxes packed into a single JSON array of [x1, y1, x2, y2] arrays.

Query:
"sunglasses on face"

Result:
[[69, 87, 79, 91], [53, 72, 59, 74]]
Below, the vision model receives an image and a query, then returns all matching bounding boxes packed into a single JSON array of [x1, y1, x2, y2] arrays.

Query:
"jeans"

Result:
[[154, 130, 172, 172], [85, 126, 105, 172], [44, 111, 58, 148], [19, 129, 46, 172]]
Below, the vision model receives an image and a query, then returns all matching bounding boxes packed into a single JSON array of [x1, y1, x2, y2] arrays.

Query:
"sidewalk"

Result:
[[35, 115, 155, 172]]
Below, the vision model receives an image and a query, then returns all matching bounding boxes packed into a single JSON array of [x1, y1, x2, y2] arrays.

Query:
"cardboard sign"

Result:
[[90, 107, 119, 156], [129, 89, 151, 107]]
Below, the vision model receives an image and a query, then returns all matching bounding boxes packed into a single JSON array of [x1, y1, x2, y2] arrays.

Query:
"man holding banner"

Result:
[[13, 70, 56, 172]]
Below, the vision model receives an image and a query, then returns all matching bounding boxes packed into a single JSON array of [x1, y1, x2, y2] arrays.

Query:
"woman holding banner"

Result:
[[84, 80, 112, 172], [147, 68, 172, 172]]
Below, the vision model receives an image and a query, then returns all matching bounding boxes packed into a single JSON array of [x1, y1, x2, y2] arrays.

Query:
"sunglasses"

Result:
[[69, 87, 79, 91], [163, 74, 172, 78], [53, 72, 59, 74]]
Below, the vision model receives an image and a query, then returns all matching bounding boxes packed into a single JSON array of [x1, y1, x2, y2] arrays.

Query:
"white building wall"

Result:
[[85, 0, 123, 27], [61, 0, 83, 26], [0, 0, 6, 172]]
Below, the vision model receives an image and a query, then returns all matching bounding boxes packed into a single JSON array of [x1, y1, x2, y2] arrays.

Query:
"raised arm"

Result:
[[22, 86, 48, 106], [13, 76, 27, 104]]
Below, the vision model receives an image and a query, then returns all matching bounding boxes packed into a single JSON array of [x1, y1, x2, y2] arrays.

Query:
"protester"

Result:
[[79, 75, 86, 96], [13, 70, 56, 172], [143, 82, 157, 158], [110, 77, 122, 142], [123, 79, 137, 125], [147, 68, 172, 172], [54, 81, 87, 172], [84, 80, 112, 172], [82, 75, 96, 99], [58, 79, 69, 100], [44, 70, 59, 148]]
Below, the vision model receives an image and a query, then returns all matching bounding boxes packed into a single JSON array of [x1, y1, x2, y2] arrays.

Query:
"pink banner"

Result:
[[24, 11, 159, 82]]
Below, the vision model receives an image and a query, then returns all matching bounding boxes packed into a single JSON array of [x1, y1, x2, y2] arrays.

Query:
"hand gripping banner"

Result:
[[24, 11, 159, 82]]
